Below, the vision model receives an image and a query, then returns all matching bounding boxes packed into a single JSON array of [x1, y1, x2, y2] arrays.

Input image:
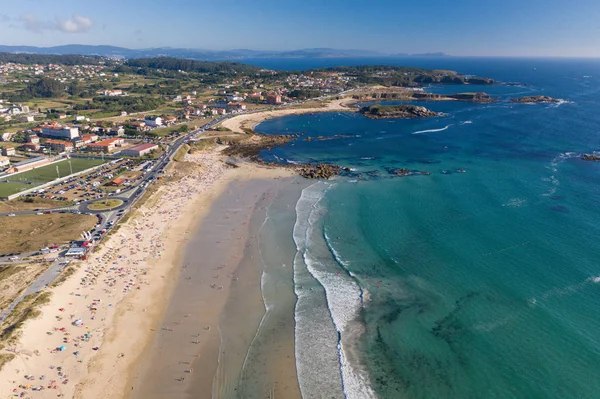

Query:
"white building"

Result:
[[0, 156, 10, 168], [41, 124, 80, 139], [144, 116, 162, 127]]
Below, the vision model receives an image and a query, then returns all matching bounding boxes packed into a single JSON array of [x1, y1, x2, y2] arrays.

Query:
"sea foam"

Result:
[[412, 124, 452, 134], [293, 182, 377, 399]]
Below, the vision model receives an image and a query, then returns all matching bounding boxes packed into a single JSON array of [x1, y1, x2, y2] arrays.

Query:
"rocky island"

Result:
[[359, 104, 442, 119], [510, 95, 563, 103], [582, 154, 600, 162]]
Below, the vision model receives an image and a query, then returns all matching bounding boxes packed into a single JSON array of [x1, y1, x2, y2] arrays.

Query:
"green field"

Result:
[[0, 158, 106, 197]]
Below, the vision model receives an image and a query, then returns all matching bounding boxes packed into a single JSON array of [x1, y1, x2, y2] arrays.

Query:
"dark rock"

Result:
[[359, 104, 441, 119], [582, 154, 600, 161], [510, 96, 564, 103], [298, 163, 341, 179]]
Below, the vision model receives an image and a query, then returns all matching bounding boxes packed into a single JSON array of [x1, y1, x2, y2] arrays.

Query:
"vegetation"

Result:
[[11, 77, 67, 100], [315, 65, 494, 87], [0, 291, 52, 350], [0, 263, 49, 310], [0, 353, 16, 371], [88, 199, 123, 210], [50, 264, 78, 288], [73, 96, 164, 113], [173, 144, 190, 162], [122, 57, 262, 75], [0, 214, 97, 255], [359, 104, 440, 118], [0, 52, 106, 66]]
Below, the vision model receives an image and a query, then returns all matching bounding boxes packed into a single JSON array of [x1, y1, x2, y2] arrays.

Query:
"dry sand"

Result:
[[220, 97, 354, 134], [0, 146, 295, 399]]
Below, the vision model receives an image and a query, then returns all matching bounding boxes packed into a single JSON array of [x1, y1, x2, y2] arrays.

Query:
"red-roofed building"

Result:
[[20, 142, 41, 152], [45, 139, 73, 153], [86, 137, 125, 153]]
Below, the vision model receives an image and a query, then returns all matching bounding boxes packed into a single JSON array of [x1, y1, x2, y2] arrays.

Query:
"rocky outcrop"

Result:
[[221, 134, 297, 158], [359, 104, 441, 119], [298, 164, 344, 179], [447, 92, 496, 103], [510, 96, 563, 103], [582, 154, 600, 161]]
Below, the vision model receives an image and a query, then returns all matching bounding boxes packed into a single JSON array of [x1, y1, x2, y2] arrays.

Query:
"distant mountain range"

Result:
[[0, 45, 449, 60]]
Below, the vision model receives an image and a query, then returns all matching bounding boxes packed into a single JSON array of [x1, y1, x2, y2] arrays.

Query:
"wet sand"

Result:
[[130, 177, 305, 398]]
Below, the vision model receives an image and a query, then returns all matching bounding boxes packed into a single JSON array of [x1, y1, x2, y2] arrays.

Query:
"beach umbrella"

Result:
[[59, 346, 66, 351]]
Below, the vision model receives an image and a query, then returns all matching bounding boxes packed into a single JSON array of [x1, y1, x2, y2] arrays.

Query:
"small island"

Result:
[[510, 95, 563, 103], [359, 104, 442, 119], [582, 154, 600, 162]]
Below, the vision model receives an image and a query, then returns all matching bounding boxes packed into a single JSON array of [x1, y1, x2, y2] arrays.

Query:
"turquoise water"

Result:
[[256, 59, 600, 398]]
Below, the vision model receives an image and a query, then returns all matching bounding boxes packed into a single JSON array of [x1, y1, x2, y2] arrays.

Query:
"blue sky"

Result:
[[1, 0, 600, 56]]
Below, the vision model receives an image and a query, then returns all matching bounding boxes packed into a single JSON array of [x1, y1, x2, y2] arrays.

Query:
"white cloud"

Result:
[[19, 13, 93, 34], [56, 14, 93, 33]]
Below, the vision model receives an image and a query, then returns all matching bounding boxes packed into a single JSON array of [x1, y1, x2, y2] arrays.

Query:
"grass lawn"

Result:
[[88, 199, 123, 210], [0, 158, 106, 197], [0, 213, 97, 254]]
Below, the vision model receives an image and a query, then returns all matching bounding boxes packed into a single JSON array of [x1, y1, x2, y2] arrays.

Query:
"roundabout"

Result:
[[87, 199, 124, 211]]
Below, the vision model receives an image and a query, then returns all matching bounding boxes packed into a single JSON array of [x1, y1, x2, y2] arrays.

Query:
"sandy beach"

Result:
[[220, 97, 354, 134], [0, 146, 296, 399]]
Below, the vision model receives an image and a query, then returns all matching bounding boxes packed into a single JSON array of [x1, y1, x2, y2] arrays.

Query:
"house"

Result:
[[45, 139, 73, 153], [0, 156, 10, 168], [120, 111, 128, 117], [86, 137, 125, 153], [144, 116, 162, 127], [108, 126, 125, 137], [1, 146, 16, 156], [27, 134, 40, 144], [131, 121, 149, 132], [214, 99, 229, 109], [228, 102, 246, 111], [1, 132, 14, 141], [57, 113, 67, 119], [20, 142, 40, 152], [120, 143, 159, 157], [80, 134, 99, 144], [75, 115, 85, 121], [5, 104, 29, 115], [20, 115, 35, 122], [213, 108, 227, 115], [266, 94, 282, 105], [226, 94, 244, 101], [71, 138, 86, 148], [102, 90, 124, 96], [163, 116, 177, 126], [40, 123, 79, 139]]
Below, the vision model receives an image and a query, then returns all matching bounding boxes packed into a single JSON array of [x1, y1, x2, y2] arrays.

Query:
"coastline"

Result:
[[0, 146, 296, 399], [220, 97, 354, 134]]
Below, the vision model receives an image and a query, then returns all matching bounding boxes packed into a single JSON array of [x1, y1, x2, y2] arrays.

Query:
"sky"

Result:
[[1, 0, 600, 57]]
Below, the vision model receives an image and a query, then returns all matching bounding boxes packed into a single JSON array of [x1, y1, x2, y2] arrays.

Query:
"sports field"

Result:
[[0, 158, 106, 197]]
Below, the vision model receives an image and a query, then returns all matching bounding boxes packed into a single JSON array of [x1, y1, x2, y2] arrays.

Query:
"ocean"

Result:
[[252, 57, 600, 398]]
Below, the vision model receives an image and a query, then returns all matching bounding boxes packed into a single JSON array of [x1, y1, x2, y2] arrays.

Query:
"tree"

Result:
[[178, 125, 189, 133]]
